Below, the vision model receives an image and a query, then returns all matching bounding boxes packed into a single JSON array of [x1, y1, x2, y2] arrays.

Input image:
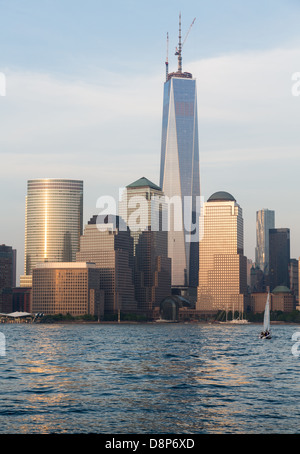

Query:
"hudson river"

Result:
[[0, 322, 300, 434]]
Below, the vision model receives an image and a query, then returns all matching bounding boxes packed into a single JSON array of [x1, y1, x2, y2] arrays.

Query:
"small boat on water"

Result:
[[230, 318, 249, 324], [259, 293, 272, 339]]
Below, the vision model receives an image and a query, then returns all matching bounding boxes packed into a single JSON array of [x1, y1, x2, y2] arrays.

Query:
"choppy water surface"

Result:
[[0, 322, 300, 434]]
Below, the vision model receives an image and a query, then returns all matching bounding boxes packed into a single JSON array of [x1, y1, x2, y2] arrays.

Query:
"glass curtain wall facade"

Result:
[[269, 228, 290, 291], [0, 245, 15, 289], [0, 244, 16, 312], [21, 179, 83, 286], [196, 192, 247, 314], [289, 259, 299, 303], [255, 209, 275, 274], [160, 74, 200, 289]]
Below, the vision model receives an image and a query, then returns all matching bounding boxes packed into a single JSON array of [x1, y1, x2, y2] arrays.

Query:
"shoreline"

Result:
[[4, 319, 299, 326]]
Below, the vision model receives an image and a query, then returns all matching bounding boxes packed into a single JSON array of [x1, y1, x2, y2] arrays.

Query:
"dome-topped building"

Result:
[[272, 285, 291, 294], [197, 188, 248, 314], [207, 191, 236, 202]]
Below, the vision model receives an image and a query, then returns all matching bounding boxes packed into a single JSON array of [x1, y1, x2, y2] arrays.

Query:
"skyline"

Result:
[[0, 0, 300, 283]]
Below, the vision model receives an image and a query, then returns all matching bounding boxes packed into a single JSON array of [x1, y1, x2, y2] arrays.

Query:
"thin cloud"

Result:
[[190, 47, 300, 122], [0, 68, 162, 152]]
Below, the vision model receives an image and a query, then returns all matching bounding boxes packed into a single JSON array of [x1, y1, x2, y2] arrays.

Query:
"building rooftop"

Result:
[[167, 71, 193, 81], [88, 214, 128, 230], [126, 177, 161, 191], [272, 286, 291, 294], [207, 191, 236, 202], [34, 262, 97, 269]]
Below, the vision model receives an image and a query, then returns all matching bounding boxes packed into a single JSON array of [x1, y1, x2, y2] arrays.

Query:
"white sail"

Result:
[[263, 293, 270, 332]]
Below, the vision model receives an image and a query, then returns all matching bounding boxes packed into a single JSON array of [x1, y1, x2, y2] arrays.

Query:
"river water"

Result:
[[0, 322, 300, 434]]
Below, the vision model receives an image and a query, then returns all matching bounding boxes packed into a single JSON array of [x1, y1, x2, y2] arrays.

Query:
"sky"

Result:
[[0, 0, 300, 283]]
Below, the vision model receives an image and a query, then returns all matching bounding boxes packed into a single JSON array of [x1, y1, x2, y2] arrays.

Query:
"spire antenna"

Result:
[[165, 32, 169, 81], [178, 13, 182, 73]]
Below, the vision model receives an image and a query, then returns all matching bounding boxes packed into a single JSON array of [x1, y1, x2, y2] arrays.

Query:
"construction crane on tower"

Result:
[[165, 15, 196, 81], [175, 15, 196, 73]]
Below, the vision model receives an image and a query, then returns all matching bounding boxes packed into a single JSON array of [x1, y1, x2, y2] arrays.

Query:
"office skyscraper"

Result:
[[159, 15, 200, 290], [119, 177, 166, 254], [76, 214, 137, 314], [32, 262, 102, 317], [255, 209, 275, 274], [0, 244, 16, 312], [196, 192, 248, 314], [20, 179, 83, 287], [289, 258, 298, 303], [0, 244, 15, 288], [119, 177, 171, 313], [269, 228, 290, 291]]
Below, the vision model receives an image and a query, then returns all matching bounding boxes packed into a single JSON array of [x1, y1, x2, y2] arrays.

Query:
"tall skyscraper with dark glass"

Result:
[[269, 228, 290, 292], [159, 15, 200, 290], [20, 179, 83, 287], [0, 244, 16, 312]]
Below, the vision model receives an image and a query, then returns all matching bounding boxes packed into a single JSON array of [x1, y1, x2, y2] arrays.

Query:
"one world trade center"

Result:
[[159, 15, 200, 291]]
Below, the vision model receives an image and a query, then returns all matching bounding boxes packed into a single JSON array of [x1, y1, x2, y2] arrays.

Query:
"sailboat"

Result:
[[230, 316, 249, 324], [228, 301, 249, 324], [230, 303, 249, 324], [259, 293, 272, 339]]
